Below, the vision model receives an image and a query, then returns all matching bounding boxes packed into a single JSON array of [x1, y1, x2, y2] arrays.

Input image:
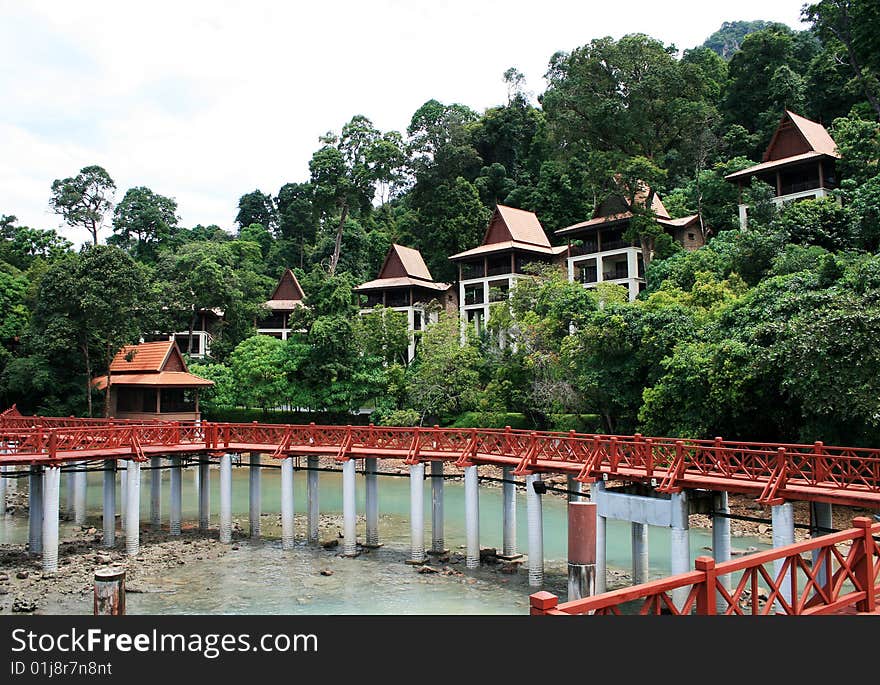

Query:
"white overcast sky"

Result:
[[1, 0, 807, 246]]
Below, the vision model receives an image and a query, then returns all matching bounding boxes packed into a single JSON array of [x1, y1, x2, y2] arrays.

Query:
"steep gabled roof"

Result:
[[555, 184, 672, 237], [356, 244, 449, 293], [109, 341, 186, 374], [266, 269, 306, 311], [764, 110, 839, 161], [450, 205, 557, 261]]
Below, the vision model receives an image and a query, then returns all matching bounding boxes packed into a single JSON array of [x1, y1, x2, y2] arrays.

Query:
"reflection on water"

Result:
[[1, 465, 770, 615]]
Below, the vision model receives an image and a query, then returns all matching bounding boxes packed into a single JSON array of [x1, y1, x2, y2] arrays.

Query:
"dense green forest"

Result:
[[3, 3, 880, 445]]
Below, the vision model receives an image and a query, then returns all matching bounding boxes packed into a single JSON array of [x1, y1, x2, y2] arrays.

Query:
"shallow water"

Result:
[[1, 465, 770, 614]]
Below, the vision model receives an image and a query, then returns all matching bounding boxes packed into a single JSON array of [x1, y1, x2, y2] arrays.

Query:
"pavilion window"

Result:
[[464, 284, 484, 305], [385, 289, 409, 308], [460, 260, 484, 280], [160, 388, 195, 413], [116, 387, 152, 412], [364, 292, 383, 307], [487, 255, 510, 276]]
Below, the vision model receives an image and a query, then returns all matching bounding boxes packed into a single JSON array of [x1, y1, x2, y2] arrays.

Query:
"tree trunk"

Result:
[[327, 204, 349, 275], [82, 343, 92, 418], [601, 411, 615, 435], [640, 235, 655, 270]]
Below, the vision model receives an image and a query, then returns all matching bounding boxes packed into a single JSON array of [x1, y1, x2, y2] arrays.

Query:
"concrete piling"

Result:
[[280, 456, 295, 550], [464, 465, 479, 569], [811, 501, 833, 590], [501, 466, 518, 559], [103, 460, 116, 547], [249, 452, 261, 539], [73, 461, 87, 526], [631, 522, 649, 585], [125, 460, 140, 556], [591, 481, 607, 594], [119, 461, 127, 532], [526, 473, 544, 587], [219, 453, 232, 544], [198, 458, 210, 531], [28, 465, 43, 556], [567, 501, 597, 602], [150, 456, 161, 530], [772, 502, 795, 611], [712, 491, 732, 612], [430, 460, 446, 555], [307, 455, 319, 544], [94, 568, 126, 615], [64, 464, 74, 519], [408, 462, 425, 564], [0, 465, 7, 514], [42, 466, 60, 573], [670, 491, 690, 610], [169, 457, 182, 536], [342, 458, 357, 556], [365, 458, 379, 548]]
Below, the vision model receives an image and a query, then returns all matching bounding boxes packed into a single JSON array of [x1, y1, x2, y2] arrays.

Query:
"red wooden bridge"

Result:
[[2, 413, 880, 508]]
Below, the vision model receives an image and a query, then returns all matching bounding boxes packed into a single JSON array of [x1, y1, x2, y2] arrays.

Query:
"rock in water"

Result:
[[320, 569, 334, 576], [12, 598, 37, 613]]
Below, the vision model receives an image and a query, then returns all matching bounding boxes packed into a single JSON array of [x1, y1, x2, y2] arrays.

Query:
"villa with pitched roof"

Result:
[[725, 110, 840, 229], [448, 205, 568, 333], [257, 268, 306, 340], [355, 244, 455, 362], [92, 340, 213, 421], [556, 187, 703, 301]]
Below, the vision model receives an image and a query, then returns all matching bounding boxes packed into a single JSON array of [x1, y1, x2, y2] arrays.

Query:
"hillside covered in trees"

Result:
[[3, 2, 880, 446]]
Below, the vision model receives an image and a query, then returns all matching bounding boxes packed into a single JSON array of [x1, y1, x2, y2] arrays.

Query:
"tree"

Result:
[[110, 186, 179, 261], [357, 305, 410, 367], [702, 20, 784, 59], [49, 165, 116, 245], [228, 335, 289, 410], [1, 217, 71, 270], [235, 190, 276, 232], [830, 113, 880, 186]]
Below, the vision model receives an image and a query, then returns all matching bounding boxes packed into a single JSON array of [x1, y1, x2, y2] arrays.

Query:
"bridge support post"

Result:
[[198, 457, 210, 531], [280, 456, 295, 550], [591, 481, 607, 594], [712, 491, 731, 612], [811, 501, 833, 591], [169, 457, 182, 536], [307, 456, 319, 544], [342, 458, 357, 557], [125, 460, 140, 556], [249, 453, 261, 539], [64, 464, 74, 519], [631, 522, 649, 585], [501, 467, 519, 560], [365, 457, 379, 548], [28, 465, 43, 556], [103, 460, 116, 548], [771, 502, 794, 612], [0, 465, 7, 514], [567, 475, 585, 502], [42, 465, 60, 573], [150, 456, 161, 531], [219, 453, 232, 544], [670, 491, 690, 610], [73, 461, 87, 526], [464, 465, 480, 569], [430, 460, 446, 555], [567, 500, 597, 601], [526, 473, 544, 587], [408, 462, 425, 564], [119, 461, 127, 532]]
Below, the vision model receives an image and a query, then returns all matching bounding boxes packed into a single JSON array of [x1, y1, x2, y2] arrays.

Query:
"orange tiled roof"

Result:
[[92, 372, 214, 390], [779, 110, 839, 159], [495, 205, 551, 247], [386, 244, 433, 281], [109, 341, 178, 373], [355, 276, 450, 292], [449, 241, 567, 260]]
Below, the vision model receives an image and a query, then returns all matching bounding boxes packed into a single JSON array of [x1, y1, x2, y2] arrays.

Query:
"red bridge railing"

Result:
[[531, 517, 880, 616], [2, 419, 880, 506]]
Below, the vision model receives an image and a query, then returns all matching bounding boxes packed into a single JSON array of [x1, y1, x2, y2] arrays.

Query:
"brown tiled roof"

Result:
[[779, 110, 839, 159], [109, 341, 181, 373], [494, 205, 551, 247], [724, 151, 830, 181], [386, 244, 433, 280], [268, 269, 305, 302], [556, 212, 633, 236], [658, 214, 700, 228], [92, 372, 214, 390], [354, 277, 450, 292], [449, 241, 567, 260], [265, 299, 305, 311]]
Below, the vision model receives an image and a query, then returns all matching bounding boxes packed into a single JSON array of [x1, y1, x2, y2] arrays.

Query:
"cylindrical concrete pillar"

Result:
[[670, 490, 690, 610], [307, 455, 319, 543], [364, 458, 379, 548], [409, 462, 425, 564], [73, 461, 87, 526], [464, 465, 480, 569], [0, 465, 7, 514], [219, 453, 232, 544], [502, 466, 517, 558], [591, 481, 607, 594], [103, 460, 116, 548], [150, 456, 161, 530], [772, 502, 795, 612], [631, 522, 649, 585], [567, 501, 597, 602], [712, 491, 732, 612], [94, 568, 125, 616], [119, 460, 127, 532], [125, 460, 141, 556], [567, 475, 585, 502], [64, 464, 75, 519], [526, 473, 544, 587], [430, 460, 445, 555], [280, 456, 294, 550], [28, 465, 43, 555], [198, 458, 210, 531], [41, 466, 60, 573], [342, 458, 357, 556], [811, 501, 833, 591], [249, 453, 261, 539], [169, 457, 182, 536]]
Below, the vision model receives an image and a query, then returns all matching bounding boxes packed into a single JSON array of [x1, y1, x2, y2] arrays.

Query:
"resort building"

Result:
[[256, 268, 306, 340], [725, 110, 840, 229], [556, 187, 703, 301], [147, 308, 222, 360], [355, 244, 455, 362], [92, 340, 213, 422], [449, 204, 567, 333]]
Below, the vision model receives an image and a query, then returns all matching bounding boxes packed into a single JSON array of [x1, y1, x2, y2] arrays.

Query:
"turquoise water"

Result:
[[1, 465, 770, 614]]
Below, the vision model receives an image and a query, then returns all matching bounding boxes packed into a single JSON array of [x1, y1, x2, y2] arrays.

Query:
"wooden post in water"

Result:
[[94, 568, 125, 615]]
